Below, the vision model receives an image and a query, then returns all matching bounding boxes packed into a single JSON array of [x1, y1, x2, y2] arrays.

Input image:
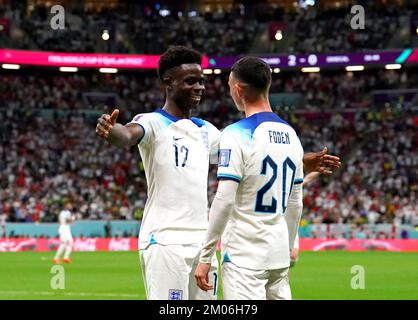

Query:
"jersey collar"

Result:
[[155, 108, 205, 128]]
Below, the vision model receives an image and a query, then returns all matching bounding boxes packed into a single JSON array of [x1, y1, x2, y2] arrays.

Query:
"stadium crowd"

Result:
[[294, 109, 417, 226], [288, 4, 412, 54], [0, 70, 417, 227], [1, 2, 416, 55], [1, 4, 257, 56], [1, 68, 417, 115]]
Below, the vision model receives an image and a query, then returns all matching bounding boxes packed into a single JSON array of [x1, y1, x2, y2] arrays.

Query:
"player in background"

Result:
[[53, 202, 75, 264], [195, 57, 306, 299], [0, 212, 6, 238], [96, 46, 220, 300]]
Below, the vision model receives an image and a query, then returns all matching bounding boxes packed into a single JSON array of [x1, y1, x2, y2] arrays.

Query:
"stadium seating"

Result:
[[2, 2, 416, 55], [0, 70, 416, 230], [0, 2, 417, 238]]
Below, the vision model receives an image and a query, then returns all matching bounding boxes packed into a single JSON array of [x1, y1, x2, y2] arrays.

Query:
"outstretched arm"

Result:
[[303, 147, 341, 175], [96, 109, 144, 148]]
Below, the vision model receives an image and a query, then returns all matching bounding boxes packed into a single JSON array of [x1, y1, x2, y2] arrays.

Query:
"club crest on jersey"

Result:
[[219, 149, 231, 167], [168, 289, 183, 300]]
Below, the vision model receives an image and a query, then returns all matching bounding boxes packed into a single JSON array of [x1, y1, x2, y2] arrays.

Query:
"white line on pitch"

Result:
[[0, 290, 142, 298]]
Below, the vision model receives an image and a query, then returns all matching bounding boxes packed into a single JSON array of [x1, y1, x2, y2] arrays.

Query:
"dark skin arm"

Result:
[[96, 109, 144, 148], [303, 147, 341, 175]]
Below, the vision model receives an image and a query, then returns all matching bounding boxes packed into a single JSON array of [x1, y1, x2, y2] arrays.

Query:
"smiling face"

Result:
[[166, 63, 205, 112]]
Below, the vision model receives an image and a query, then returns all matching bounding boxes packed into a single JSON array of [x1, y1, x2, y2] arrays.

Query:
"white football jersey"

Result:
[[59, 210, 72, 226], [217, 112, 304, 270], [129, 109, 221, 250]]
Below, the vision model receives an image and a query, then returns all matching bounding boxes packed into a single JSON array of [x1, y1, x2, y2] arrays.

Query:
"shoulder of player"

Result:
[[129, 112, 159, 124], [225, 112, 294, 132], [131, 110, 214, 130], [201, 119, 220, 133], [219, 122, 245, 142]]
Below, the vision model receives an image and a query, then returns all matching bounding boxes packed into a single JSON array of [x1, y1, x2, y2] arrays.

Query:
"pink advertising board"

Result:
[[0, 49, 209, 69], [1, 238, 418, 252]]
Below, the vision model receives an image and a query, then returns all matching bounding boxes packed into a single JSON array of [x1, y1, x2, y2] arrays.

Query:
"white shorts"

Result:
[[222, 262, 291, 300], [59, 226, 73, 244], [139, 243, 218, 300]]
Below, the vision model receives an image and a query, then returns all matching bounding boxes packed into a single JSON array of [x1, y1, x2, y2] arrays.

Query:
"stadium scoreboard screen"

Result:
[[209, 49, 414, 69]]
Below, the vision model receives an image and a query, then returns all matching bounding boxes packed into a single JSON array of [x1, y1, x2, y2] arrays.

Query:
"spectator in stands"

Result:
[[0, 70, 416, 228]]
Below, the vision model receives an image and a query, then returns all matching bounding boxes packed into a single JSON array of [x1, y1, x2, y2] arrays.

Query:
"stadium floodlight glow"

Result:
[[102, 30, 110, 41], [214, 69, 221, 74], [2, 64, 20, 70], [59, 67, 78, 72], [159, 9, 170, 17], [203, 69, 213, 74], [99, 68, 118, 73], [299, 0, 316, 8], [275, 30, 283, 41], [273, 68, 280, 73], [301, 67, 320, 73], [345, 65, 365, 71], [385, 64, 402, 70]]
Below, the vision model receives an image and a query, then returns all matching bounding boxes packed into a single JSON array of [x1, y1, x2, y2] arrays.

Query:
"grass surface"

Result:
[[0, 251, 417, 300]]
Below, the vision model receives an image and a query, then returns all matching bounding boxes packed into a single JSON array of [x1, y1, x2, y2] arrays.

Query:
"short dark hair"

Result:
[[158, 46, 202, 80], [231, 56, 271, 91]]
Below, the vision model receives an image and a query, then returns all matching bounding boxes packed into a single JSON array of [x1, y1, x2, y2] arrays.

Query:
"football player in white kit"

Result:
[[195, 57, 305, 300], [53, 202, 75, 264], [96, 46, 220, 300]]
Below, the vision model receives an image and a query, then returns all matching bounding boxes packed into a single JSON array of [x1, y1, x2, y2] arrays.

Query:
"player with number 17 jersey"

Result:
[[129, 109, 220, 250]]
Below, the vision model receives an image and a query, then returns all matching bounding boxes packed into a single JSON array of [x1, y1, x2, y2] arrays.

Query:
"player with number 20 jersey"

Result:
[[196, 57, 303, 300]]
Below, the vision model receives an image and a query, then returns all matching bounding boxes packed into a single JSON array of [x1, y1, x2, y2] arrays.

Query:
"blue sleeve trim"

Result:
[[217, 174, 241, 183], [155, 108, 179, 122], [128, 122, 146, 145], [294, 178, 303, 184], [191, 117, 205, 128]]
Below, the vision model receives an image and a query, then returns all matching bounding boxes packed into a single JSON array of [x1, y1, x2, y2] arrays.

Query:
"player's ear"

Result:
[[163, 77, 172, 90], [235, 83, 244, 98]]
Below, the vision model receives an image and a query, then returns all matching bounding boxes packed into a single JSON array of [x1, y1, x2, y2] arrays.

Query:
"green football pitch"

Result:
[[0, 251, 417, 300]]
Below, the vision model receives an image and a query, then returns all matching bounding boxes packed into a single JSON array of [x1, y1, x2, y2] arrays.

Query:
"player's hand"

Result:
[[195, 262, 213, 291], [290, 248, 299, 268], [96, 109, 119, 139], [303, 147, 341, 175]]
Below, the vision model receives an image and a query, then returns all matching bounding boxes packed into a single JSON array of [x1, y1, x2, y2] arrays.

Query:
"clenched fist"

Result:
[[96, 109, 119, 139]]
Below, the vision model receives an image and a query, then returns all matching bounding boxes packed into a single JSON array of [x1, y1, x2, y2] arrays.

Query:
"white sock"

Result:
[[64, 244, 72, 260], [55, 244, 66, 259]]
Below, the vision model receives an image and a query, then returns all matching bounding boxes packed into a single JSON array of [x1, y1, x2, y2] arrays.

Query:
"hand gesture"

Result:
[[96, 109, 119, 139], [303, 147, 341, 175]]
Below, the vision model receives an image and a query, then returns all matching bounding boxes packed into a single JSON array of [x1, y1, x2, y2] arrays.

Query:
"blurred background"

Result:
[[0, 0, 417, 245]]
